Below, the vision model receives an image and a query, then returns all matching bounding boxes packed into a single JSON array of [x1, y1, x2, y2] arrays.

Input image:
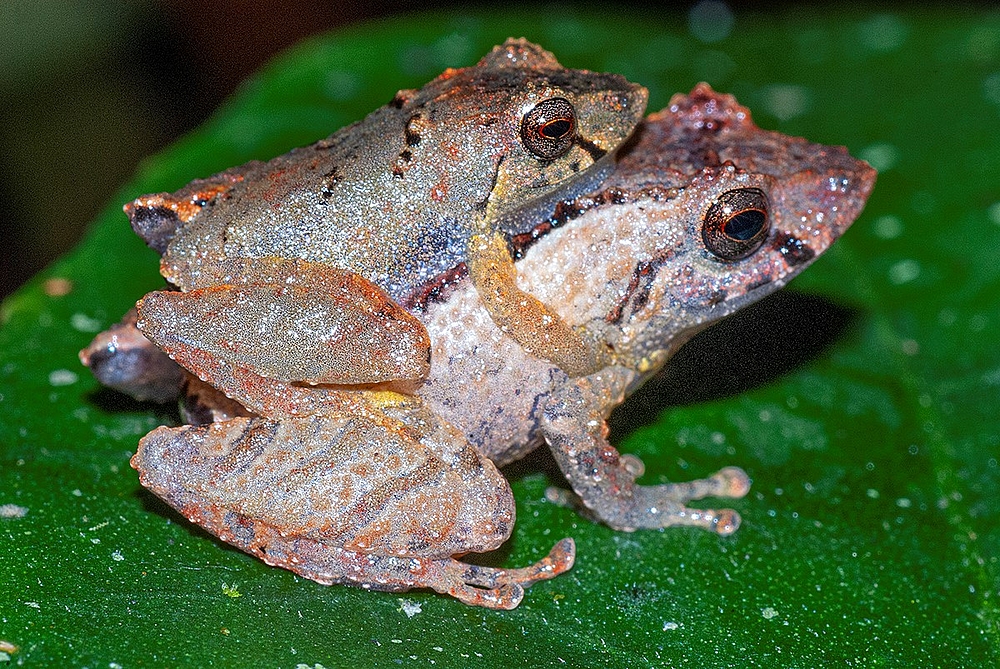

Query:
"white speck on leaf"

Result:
[[688, 0, 733, 43], [761, 606, 779, 620], [858, 13, 908, 52], [983, 73, 1000, 107], [888, 259, 920, 285], [872, 214, 903, 239], [70, 312, 103, 333], [987, 202, 1000, 226], [0, 504, 28, 518], [860, 142, 900, 172], [398, 598, 422, 617], [323, 70, 360, 102], [48, 369, 78, 386], [760, 84, 812, 121]]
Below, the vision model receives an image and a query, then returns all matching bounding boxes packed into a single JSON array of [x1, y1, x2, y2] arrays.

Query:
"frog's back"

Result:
[[157, 99, 484, 300], [126, 39, 647, 302]]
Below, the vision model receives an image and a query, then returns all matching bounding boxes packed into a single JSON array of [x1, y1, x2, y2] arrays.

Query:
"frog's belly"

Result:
[[417, 286, 563, 466]]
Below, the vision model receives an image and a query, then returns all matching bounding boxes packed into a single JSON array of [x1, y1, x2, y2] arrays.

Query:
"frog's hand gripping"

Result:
[[136, 258, 431, 390], [468, 231, 610, 378], [133, 412, 574, 609], [541, 374, 750, 534]]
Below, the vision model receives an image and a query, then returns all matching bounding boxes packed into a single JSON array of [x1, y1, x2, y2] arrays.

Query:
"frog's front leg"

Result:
[[541, 373, 750, 534], [132, 412, 574, 609], [467, 231, 610, 377], [136, 257, 430, 389]]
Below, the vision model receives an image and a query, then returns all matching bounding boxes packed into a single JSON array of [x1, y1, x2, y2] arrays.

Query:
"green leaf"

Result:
[[2, 6, 998, 667]]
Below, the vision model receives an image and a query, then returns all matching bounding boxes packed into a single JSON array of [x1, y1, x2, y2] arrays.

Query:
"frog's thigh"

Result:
[[133, 413, 573, 608], [79, 308, 183, 403], [540, 377, 751, 534], [136, 263, 430, 386], [467, 231, 608, 378]]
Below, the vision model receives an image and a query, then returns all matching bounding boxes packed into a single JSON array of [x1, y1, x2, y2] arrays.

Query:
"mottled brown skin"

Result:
[[85, 83, 875, 608], [138, 39, 647, 376], [420, 85, 876, 472]]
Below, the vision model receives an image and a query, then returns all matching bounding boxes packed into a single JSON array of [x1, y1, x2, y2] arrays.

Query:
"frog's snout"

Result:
[[126, 199, 184, 254]]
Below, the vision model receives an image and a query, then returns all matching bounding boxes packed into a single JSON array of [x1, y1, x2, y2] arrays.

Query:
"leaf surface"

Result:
[[1, 7, 997, 667]]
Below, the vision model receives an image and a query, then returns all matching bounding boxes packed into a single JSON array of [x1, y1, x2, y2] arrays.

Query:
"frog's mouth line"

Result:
[[528, 135, 607, 176], [480, 133, 611, 215]]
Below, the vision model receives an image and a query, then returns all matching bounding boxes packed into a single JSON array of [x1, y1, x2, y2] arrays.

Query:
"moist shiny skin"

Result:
[[142, 40, 646, 301], [84, 82, 875, 610]]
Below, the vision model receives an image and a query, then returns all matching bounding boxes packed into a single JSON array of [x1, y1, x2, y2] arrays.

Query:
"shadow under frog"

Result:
[[82, 74, 875, 608], [609, 290, 857, 443]]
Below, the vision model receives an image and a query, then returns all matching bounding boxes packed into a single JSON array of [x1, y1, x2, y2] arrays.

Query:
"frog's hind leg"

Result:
[[254, 533, 574, 610], [433, 537, 575, 608], [541, 374, 750, 534], [544, 468, 749, 534], [136, 257, 430, 389], [467, 231, 610, 378], [132, 411, 575, 609]]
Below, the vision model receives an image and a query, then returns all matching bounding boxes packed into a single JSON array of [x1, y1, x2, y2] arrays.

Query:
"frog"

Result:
[[121, 38, 646, 381], [85, 83, 875, 609]]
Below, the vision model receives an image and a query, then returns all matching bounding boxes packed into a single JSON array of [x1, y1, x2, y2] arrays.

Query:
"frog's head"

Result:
[[604, 84, 877, 364], [413, 39, 647, 222], [510, 84, 876, 370]]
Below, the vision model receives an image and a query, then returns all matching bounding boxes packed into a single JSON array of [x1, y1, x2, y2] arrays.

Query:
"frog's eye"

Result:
[[702, 188, 771, 261], [521, 97, 577, 160]]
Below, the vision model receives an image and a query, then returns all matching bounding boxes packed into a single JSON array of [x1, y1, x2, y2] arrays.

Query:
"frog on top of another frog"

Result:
[[126, 38, 646, 379]]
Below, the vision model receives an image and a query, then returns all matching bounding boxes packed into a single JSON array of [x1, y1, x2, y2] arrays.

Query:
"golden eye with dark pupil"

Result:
[[702, 188, 770, 261], [521, 97, 577, 160]]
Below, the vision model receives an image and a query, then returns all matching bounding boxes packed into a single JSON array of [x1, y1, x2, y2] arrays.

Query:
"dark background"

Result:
[[0, 0, 455, 299]]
